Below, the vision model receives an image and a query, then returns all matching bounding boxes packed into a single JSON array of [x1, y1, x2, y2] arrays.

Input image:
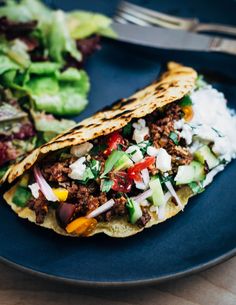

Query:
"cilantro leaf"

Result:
[[179, 95, 193, 107], [137, 140, 152, 154], [122, 123, 132, 137], [81, 159, 101, 183], [90, 159, 101, 178]]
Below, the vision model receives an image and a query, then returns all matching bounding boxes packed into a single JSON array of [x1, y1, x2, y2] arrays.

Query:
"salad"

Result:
[[0, 0, 114, 179]]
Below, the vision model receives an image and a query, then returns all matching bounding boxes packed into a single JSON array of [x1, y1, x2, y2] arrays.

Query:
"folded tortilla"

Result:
[[4, 62, 198, 237]]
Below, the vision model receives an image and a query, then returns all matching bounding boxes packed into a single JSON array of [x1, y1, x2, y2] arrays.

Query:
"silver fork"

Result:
[[114, 1, 236, 37]]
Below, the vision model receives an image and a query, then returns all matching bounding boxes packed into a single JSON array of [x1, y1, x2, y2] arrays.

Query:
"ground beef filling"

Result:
[[28, 191, 48, 224], [27, 102, 193, 228], [147, 103, 193, 170]]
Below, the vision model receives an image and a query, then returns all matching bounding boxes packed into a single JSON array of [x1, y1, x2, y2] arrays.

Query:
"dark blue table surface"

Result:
[[0, 0, 236, 286]]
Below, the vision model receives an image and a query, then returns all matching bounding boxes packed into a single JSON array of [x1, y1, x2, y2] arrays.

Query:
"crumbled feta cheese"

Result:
[[68, 157, 86, 180], [147, 146, 159, 156], [180, 124, 193, 145], [70, 142, 93, 158], [28, 183, 40, 199], [125, 145, 143, 162], [156, 148, 172, 172], [132, 119, 149, 143], [174, 119, 184, 130]]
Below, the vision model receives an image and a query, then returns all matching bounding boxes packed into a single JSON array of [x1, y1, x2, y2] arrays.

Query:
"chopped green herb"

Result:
[[188, 181, 205, 194], [101, 150, 125, 178], [137, 140, 152, 154], [179, 95, 193, 107], [127, 149, 137, 157], [12, 185, 31, 207], [101, 179, 114, 192], [117, 144, 123, 151], [89, 159, 101, 178], [82, 167, 94, 183], [122, 123, 132, 137], [81, 159, 101, 183], [159, 174, 174, 185], [169, 131, 179, 145]]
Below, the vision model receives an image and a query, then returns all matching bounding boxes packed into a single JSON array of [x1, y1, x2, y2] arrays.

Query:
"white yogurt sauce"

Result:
[[175, 85, 236, 162]]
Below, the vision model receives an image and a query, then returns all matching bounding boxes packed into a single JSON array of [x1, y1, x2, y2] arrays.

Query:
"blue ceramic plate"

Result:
[[0, 0, 236, 287]]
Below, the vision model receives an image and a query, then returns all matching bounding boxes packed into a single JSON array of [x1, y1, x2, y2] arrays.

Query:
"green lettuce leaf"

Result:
[[0, 0, 51, 25], [47, 10, 82, 64], [24, 67, 90, 115], [67, 11, 116, 39], [0, 54, 19, 75], [32, 111, 76, 134]]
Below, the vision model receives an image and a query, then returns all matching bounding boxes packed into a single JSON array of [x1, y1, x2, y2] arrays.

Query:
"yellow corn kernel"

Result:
[[52, 188, 68, 201]]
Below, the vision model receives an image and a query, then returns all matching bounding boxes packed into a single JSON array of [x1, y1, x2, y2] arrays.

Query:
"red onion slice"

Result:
[[133, 188, 153, 204], [33, 166, 58, 202], [86, 199, 115, 219], [164, 181, 183, 210]]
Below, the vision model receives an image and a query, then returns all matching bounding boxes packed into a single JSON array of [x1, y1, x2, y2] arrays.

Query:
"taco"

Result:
[[4, 62, 236, 237]]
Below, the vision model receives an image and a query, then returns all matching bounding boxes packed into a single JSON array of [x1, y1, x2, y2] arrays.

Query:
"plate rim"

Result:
[[1, 249, 235, 287]]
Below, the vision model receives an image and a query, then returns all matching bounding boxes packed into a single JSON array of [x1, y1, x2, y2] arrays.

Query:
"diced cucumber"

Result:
[[194, 145, 219, 169], [126, 198, 142, 224], [175, 161, 205, 185], [113, 152, 133, 172], [149, 177, 165, 207]]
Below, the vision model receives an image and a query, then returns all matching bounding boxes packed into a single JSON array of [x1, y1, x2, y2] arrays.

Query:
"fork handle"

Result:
[[195, 23, 236, 37], [210, 37, 236, 56]]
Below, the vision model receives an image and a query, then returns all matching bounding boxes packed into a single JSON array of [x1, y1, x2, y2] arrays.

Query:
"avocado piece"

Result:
[[113, 152, 133, 172], [194, 145, 219, 169], [175, 161, 205, 185], [12, 185, 31, 207], [19, 173, 30, 187], [149, 177, 165, 206]]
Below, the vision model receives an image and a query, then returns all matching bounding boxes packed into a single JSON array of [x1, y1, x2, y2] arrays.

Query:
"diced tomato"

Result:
[[127, 156, 155, 182], [103, 131, 125, 156], [111, 171, 133, 193]]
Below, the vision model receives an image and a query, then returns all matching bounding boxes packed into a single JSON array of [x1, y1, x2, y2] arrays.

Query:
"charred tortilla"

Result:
[[4, 62, 205, 237]]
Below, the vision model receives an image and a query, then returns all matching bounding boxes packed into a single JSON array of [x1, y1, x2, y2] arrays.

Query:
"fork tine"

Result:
[[120, 1, 191, 24], [115, 11, 151, 27], [117, 1, 194, 30], [116, 8, 182, 29]]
